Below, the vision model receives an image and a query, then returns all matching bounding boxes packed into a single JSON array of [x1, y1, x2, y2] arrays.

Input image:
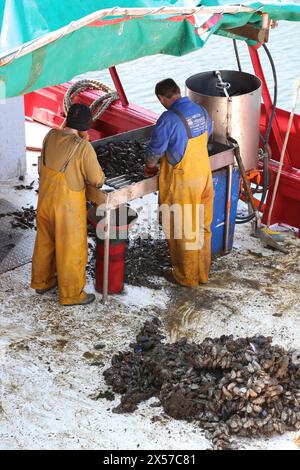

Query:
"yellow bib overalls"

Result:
[[31, 133, 88, 305], [159, 110, 214, 286]]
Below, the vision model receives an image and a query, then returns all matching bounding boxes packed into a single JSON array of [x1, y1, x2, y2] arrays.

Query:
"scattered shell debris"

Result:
[[103, 318, 300, 450], [0, 206, 37, 230], [14, 179, 35, 191], [125, 236, 170, 288]]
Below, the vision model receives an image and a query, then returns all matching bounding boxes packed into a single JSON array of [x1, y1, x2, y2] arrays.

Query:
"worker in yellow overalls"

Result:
[[31, 104, 105, 305], [145, 79, 214, 286]]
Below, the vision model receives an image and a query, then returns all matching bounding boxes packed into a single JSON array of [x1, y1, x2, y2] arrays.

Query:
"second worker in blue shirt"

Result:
[[145, 78, 214, 287]]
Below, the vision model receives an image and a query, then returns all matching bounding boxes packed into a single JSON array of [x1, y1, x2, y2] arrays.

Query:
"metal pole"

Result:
[[109, 66, 129, 107], [248, 46, 293, 169], [233, 39, 242, 72], [102, 208, 111, 303], [224, 164, 233, 254]]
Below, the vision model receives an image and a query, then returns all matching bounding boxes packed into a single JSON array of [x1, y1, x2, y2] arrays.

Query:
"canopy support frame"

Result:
[[109, 67, 129, 107], [249, 45, 293, 170]]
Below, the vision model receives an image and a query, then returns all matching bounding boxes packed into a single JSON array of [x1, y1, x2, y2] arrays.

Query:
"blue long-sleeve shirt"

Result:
[[146, 97, 212, 166]]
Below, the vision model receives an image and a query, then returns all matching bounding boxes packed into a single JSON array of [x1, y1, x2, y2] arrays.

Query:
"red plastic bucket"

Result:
[[88, 205, 138, 294], [95, 241, 126, 294]]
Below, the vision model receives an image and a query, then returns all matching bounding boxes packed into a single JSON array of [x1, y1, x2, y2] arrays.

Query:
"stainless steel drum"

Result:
[[186, 70, 262, 170]]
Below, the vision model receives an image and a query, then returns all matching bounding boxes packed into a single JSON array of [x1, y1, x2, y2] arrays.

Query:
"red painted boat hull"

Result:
[[260, 105, 300, 235], [24, 82, 158, 142], [24, 82, 300, 236]]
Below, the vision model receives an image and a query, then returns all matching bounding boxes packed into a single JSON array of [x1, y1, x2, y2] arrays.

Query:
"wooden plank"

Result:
[[225, 24, 269, 43], [86, 175, 158, 209], [86, 186, 108, 205]]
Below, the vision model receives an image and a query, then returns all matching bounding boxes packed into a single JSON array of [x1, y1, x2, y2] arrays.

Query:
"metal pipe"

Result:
[[114, 180, 132, 188], [109, 66, 129, 107], [233, 39, 242, 72], [102, 208, 111, 303], [106, 175, 128, 184], [249, 45, 293, 169], [224, 164, 233, 254]]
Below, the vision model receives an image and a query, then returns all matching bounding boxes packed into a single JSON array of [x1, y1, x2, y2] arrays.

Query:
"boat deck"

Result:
[[0, 123, 299, 450]]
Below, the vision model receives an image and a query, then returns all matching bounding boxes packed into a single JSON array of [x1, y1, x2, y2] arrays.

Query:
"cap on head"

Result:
[[66, 103, 93, 131], [155, 78, 181, 99]]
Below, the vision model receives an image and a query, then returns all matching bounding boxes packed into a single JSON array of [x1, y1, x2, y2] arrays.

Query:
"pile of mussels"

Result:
[[103, 318, 300, 450], [96, 140, 149, 185]]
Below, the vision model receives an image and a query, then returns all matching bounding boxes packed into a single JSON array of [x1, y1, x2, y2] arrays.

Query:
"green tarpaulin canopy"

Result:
[[0, 1, 299, 98]]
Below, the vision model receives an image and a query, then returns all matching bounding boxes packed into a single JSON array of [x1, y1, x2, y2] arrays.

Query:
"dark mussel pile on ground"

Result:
[[125, 236, 170, 289], [103, 319, 300, 450], [96, 139, 149, 185], [0, 206, 37, 230], [87, 229, 170, 288]]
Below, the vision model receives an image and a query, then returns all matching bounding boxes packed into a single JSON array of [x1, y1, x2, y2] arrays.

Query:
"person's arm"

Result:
[[145, 113, 172, 166], [82, 142, 105, 188]]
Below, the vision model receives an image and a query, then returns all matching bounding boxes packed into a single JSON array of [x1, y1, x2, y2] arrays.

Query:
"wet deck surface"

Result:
[[0, 125, 299, 449], [0, 199, 36, 274], [1, 222, 299, 449]]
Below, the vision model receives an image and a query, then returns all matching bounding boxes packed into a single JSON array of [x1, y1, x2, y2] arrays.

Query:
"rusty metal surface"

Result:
[[0, 199, 35, 274]]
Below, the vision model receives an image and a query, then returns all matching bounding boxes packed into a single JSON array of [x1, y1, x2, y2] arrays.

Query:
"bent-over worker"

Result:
[[145, 78, 214, 287], [31, 104, 105, 306]]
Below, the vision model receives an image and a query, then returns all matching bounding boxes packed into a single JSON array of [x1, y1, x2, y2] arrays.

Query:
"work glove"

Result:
[[144, 164, 159, 178]]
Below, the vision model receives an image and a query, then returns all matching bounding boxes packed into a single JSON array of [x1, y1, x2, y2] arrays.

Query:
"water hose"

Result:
[[235, 43, 277, 224], [63, 79, 119, 122]]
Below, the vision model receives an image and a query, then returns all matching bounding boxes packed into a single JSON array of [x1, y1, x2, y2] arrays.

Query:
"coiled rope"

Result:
[[63, 79, 119, 121]]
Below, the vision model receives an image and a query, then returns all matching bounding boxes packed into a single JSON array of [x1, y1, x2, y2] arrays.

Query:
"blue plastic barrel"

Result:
[[211, 167, 240, 257]]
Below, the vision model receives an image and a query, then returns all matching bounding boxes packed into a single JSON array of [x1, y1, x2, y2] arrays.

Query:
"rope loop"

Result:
[[63, 79, 119, 121]]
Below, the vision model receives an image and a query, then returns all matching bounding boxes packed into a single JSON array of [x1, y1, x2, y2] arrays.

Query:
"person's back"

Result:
[[41, 128, 104, 192], [32, 104, 104, 306], [146, 81, 212, 168]]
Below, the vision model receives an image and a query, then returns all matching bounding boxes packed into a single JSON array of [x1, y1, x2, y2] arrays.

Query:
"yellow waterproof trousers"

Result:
[[31, 162, 88, 305], [159, 131, 214, 286]]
